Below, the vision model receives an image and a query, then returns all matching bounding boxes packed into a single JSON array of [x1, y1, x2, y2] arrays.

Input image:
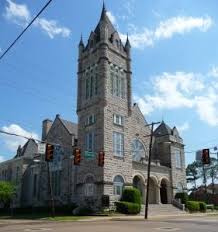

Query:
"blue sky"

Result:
[[0, 0, 218, 165]]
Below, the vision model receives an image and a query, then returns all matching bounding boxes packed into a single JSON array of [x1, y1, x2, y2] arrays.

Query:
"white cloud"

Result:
[[106, 11, 116, 25], [4, 0, 71, 39], [135, 70, 218, 126], [4, 0, 30, 26], [208, 66, 218, 78], [177, 122, 190, 133], [0, 155, 5, 163], [1, 124, 39, 152], [124, 0, 135, 18], [136, 72, 204, 114], [120, 16, 213, 48], [195, 89, 218, 126], [154, 16, 213, 40], [35, 18, 71, 39]]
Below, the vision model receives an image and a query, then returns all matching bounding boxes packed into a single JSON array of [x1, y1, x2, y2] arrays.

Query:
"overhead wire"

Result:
[[0, 0, 54, 62]]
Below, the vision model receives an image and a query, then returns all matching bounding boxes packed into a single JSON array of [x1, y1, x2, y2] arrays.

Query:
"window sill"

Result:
[[113, 154, 124, 160], [113, 123, 124, 127]]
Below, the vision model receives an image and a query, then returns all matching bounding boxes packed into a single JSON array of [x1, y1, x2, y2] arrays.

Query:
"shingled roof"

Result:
[[154, 121, 172, 136], [60, 118, 78, 136], [94, 3, 117, 42]]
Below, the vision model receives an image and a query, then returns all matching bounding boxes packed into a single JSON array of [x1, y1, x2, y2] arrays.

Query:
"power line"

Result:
[[0, 0, 53, 62], [1, 129, 213, 155]]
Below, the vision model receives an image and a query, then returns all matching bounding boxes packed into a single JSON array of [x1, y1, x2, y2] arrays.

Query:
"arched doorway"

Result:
[[148, 177, 158, 204], [133, 175, 145, 203], [160, 179, 168, 204]]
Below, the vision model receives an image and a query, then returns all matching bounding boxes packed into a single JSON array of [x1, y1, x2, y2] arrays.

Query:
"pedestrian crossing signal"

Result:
[[202, 149, 210, 165], [45, 144, 54, 162]]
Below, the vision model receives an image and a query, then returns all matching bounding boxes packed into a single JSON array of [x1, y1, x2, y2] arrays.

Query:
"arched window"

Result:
[[84, 175, 95, 196], [110, 64, 126, 99], [113, 175, 124, 196], [131, 139, 146, 162]]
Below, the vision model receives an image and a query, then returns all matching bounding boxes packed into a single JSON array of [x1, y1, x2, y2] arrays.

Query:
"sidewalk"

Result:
[[0, 212, 217, 224]]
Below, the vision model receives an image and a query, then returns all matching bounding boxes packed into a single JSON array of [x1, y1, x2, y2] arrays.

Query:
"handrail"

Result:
[[172, 198, 185, 211]]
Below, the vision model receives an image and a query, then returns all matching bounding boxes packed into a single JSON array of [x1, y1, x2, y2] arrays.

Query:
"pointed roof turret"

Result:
[[125, 33, 131, 48], [154, 121, 172, 136], [100, 1, 107, 20], [79, 34, 84, 47], [94, 2, 117, 42]]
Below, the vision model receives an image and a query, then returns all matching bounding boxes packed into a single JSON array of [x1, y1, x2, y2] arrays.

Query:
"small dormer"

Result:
[[109, 31, 124, 51], [172, 126, 181, 138]]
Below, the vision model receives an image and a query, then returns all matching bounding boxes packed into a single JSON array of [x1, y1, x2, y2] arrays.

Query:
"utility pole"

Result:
[[202, 163, 208, 202], [47, 162, 55, 217], [145, 121, 160, 219]]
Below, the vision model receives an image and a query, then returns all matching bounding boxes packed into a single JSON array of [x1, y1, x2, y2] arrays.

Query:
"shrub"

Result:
[[199, 202, 206, 213], [206, 205, 214, 210], [186, 201, 200, 212], [73, 206, 94, 216], [175, 192, 188, 205], [121, 187, 141, 205], [115, 201, 140, 214], [214, 206, 218, 211]]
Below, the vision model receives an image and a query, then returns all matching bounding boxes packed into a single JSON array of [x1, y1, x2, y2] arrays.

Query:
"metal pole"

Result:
[[47, 162, 55, 217], [202, 163, 207, 203], [145, 121, 162, 219]]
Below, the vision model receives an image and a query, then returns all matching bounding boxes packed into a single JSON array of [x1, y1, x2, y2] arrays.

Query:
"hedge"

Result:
[[175, 192, 188, 205], [207, 205, 214, 210], [115, 201, 140, 214], [121, 187, 141, 206], [199, 202, 206, 213], [186, 201, 200, 212]]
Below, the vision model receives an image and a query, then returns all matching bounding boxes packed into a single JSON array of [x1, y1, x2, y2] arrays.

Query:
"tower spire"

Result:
[[100, 0, 107, 20], [125, 33, 131, 48], [79, 34, 84, 46]]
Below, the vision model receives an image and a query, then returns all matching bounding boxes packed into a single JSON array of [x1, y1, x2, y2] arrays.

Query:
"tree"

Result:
[[0, 181, 15, 208], [186, 161, 201, 191], [206, 158, 218, 195]]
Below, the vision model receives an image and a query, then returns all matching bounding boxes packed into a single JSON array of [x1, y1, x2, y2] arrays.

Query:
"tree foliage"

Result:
[[186, 158, 218, 194], [0, 181, 15, 206], [186, 161, 201, 190]]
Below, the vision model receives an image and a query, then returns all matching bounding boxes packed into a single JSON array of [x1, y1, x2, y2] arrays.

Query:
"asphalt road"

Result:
[[0, 216, 218, 232]]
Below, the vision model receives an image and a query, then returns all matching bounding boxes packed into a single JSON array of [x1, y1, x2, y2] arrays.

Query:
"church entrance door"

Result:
[[160, 179, 168, 204]]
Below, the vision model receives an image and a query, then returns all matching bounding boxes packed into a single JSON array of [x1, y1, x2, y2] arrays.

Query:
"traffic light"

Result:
[[73, 148, 81, 165], [98, 151, 105, 167], [202, 149, 210, 165], [45, 144, 54, 162]]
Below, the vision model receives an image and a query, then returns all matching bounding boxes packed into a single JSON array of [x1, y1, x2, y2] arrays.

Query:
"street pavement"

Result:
[[0, 215, 218, 232]]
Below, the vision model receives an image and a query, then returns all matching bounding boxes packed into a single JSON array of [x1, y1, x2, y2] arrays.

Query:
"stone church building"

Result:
[[0, 5, 186, 210], [75, 5, 186, 208]]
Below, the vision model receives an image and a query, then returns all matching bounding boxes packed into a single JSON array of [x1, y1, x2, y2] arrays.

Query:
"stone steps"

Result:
[[140, 204, 187, 216]]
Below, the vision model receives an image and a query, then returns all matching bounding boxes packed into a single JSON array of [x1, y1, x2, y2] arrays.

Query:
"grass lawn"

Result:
[[0, 214, 96, 221]]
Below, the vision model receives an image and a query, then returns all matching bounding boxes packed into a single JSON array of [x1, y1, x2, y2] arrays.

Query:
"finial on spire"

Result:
[[79, 33, 84, 46], [125, 33, 131, 48], [100, 0, 107, 20]]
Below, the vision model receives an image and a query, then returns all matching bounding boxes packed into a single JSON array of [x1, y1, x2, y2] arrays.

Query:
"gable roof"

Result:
[[154, 121, 172, 136], [14, 139, 37, 158], [60, 118, 78, 136]]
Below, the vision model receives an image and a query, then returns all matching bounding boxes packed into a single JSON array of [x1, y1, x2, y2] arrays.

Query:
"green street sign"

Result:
[[84, 151, 96, 160]]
